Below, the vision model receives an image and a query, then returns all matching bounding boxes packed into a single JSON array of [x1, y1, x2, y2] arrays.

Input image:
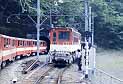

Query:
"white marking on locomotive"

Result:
[[50, 44, 81, 52]]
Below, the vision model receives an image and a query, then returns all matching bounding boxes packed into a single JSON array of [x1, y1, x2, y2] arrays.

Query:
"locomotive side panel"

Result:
[[72, 29, 81, 45]]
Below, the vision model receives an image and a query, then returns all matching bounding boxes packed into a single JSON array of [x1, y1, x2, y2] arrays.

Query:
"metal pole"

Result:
[[50, 8, 52, 28], [85, 40, 89, 79], [89, 6, 92, 43], [89, 7, 91, 32], [92, 14, 96, 72], [84, 0, 89, 79], [36, 0, 41, 60], [84, 0, 89, 32], [92, 14, 94, 46]]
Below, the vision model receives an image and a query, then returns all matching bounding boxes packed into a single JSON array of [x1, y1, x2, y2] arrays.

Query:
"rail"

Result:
[[55, 67, 68, 84], [34, 66, 54, 84], [91, 68, 123, 84], [22, 59, 39, 74]]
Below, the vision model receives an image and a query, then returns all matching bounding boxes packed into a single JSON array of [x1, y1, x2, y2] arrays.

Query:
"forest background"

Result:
[[0, 0, 122, 49]]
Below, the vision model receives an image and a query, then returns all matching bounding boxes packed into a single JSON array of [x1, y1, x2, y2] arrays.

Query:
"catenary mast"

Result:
[[36, 0, 41, 60]]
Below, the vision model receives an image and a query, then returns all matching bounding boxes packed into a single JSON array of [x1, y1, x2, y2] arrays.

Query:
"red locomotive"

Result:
[[49, 27, 81, 52], [49, 27, 81, 65]]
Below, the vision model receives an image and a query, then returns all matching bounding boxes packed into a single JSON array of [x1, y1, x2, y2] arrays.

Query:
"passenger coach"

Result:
[[0, 34, 47, 69]]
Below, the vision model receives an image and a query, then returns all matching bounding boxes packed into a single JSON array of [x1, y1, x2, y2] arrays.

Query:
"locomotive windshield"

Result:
[[58, 31, 70, 40]]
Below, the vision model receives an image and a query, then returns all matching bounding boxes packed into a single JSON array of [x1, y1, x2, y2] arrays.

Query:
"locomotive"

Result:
[[48, 27, 81, 65]]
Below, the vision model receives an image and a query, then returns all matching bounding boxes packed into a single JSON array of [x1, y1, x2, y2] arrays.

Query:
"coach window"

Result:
[[12, 40, 15, 47], [33, 41, 35, 46], [7, 39, 9, 47], [40, 42, 42, 46], [4, 38, 9, 48], [27, 41, 28, 46], [18, 40, 22, 46], [53, 32, 56, 44], [28, 42, 29, 46], [19, 41, 23, 46], [28, 41, 29, 46], [18, 41, 19, 46], [26, 41, 27, 46], [29, 41, 31, 46], [8, 39, 10, 47], [9, 39, 11, 47], [24, 41, 27, 46], [19, 41, 21, 46], [21, 41, 23, 46], [27, 41, 29, 46], [23, 41, 24, 46], [34, 41, 36, 46], [4, 38, 7, 47], [32, 41, 34, 46], [4, 38, 6, 47]]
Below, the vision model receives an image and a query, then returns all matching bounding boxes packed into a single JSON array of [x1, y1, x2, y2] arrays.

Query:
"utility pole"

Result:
[[84, 0, 89, 32], [92, 13, 94, 46], [84, 0, 89, 79], [84, 0, 95, 79], [50, 8, 52, 28], [89, 6, 92, 43], [36, 0, 41, 60]]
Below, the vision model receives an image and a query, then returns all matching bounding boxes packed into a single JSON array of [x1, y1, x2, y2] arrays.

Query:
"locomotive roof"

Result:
[[50, 27, 81, 35], [50, 27, 76, 30]]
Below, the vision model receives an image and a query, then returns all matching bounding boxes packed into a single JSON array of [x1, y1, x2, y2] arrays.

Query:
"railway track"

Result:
[[34, 65, 54, 84], [17, 64, 54, 84], [16, 63, 91, 84], [18, 64, 69, 84], [0, 56, 40, 84], [22, 59, 41, 74], [55, 66, 68, 84], [36, 65, 69, 84]]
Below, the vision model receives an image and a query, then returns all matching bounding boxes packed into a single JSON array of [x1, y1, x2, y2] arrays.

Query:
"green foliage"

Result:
[[0, 0, 123, 49], [91, 0, 123, 49]]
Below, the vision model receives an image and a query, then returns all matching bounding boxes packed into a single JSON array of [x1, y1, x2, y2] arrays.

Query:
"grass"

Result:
[[96, 49, 123, 80]]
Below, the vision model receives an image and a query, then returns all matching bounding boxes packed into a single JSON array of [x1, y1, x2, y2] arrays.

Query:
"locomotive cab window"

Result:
[[53, 32, 56, 41], [58, 31, 70, 40], [53, 32, 56, 44]]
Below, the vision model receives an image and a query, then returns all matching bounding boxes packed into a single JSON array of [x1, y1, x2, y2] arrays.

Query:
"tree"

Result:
[[0, 0, 123, 49]]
